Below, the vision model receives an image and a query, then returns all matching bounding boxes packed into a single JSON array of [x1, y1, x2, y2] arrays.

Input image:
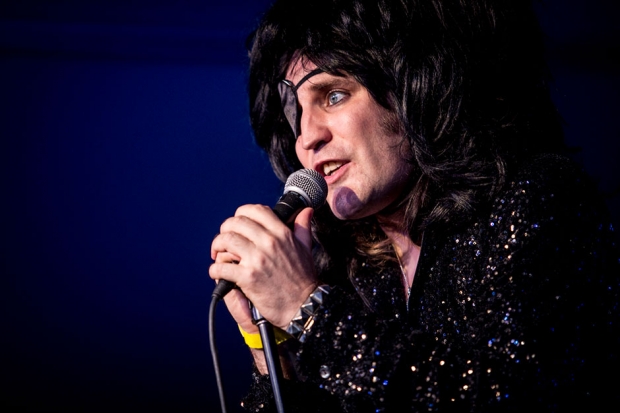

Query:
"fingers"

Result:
[[211, 230, 249, 262], [234, 204, 283, 228], [225, 204, 293, 243], [209, 259, 236, 279], [211, 204, 284, 261], [213, 251, 239, 264]]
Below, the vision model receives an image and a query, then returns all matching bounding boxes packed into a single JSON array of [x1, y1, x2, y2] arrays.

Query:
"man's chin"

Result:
[[329, 187, 366, 221]]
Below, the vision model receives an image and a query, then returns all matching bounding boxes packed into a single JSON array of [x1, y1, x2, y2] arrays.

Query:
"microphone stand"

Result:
[[250, 303, 286, 413], [211, 169, 325, 413]]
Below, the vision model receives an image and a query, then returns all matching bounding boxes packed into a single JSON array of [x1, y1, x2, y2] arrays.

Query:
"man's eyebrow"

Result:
[[305, 76, 357, 92]]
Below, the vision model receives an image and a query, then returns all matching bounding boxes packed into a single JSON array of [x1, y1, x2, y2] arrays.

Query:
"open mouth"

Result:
[[323, 161, 345, 176]]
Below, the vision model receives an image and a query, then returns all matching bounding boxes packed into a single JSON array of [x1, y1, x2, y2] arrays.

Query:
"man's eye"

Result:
[[327, 91, 346, 105]]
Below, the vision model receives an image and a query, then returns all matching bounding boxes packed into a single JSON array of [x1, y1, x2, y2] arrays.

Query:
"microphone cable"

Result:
[[210, 280, 286, 413]]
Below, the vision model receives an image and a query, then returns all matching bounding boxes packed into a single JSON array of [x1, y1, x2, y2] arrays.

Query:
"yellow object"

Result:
[[238, 324, 292, 349]]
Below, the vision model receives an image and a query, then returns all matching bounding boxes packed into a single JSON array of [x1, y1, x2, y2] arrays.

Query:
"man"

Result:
[[210, 0, 620, 411]]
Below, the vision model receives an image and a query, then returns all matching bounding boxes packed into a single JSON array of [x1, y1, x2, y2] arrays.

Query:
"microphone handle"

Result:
[[273, 190, 310, 226]]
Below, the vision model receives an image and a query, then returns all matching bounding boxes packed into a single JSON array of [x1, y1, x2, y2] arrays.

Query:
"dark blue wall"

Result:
[[1, 1, 618, 412]]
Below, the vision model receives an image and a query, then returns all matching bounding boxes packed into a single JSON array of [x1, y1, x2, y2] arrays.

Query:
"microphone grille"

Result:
[[284, 169, 328, 209]]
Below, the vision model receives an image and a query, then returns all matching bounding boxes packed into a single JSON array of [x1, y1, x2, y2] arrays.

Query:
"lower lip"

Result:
[[324, 163, 349, 185]]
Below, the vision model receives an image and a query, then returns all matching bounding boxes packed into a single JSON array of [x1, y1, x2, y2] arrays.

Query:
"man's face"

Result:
[[284, 60, 413, 220]]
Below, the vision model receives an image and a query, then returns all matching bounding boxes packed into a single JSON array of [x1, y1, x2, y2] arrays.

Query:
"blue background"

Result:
[[1, 1, 619, 412]]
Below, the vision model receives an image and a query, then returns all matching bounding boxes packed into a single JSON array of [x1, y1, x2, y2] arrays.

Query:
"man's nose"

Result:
[[297, 107, 331, 151]]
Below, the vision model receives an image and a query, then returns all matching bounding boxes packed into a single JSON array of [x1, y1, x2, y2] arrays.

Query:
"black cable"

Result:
[[210, 281, 286, 413], [209, 293, 229, 413]]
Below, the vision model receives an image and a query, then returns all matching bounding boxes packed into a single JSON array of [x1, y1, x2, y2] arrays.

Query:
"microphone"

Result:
[[212, 168, 327, 299]]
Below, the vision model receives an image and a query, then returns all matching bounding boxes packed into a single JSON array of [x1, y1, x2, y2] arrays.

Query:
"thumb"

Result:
[[293, 207, 314, 251]]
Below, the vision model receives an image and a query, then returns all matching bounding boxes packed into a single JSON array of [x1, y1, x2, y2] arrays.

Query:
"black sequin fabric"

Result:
[[241, 154, 620, 412]]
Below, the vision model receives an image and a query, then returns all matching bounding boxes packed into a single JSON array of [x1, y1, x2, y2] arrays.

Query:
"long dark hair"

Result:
[[246, 0, 566, 274]]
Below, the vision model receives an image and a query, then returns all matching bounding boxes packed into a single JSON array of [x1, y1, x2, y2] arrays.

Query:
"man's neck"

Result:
[[377, 213, 421, 286]]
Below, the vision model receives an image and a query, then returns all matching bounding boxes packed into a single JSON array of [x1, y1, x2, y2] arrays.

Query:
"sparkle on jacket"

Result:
[[242, 154, 620, 412]]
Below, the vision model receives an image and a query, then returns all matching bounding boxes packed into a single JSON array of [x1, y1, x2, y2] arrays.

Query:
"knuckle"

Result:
[[264, 235, 279, 252], [208, 263, 219, 279], [254, 254, 268, 268], [235, 204, 255, 217], [245, 264, 263, 282], [219, 216, 238, 232]]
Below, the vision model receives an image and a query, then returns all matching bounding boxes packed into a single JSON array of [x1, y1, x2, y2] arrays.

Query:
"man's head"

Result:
[[247, 0, 563, 231], [247, 0, 409, 182]]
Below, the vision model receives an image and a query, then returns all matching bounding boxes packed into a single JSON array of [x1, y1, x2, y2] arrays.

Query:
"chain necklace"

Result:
[[395, 251, 411, 312]]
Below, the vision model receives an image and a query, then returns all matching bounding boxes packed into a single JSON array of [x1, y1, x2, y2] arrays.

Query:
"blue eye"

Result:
[[328, 91, 346, 105]]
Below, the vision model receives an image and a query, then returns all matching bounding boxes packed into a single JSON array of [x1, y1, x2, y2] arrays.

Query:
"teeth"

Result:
[[323, 161, 344, 176]]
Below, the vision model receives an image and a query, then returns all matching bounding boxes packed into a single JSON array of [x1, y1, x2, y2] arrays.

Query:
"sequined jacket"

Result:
[[241, 154, 620, 412]]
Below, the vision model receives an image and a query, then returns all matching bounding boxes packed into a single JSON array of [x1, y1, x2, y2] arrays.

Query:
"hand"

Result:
[[209, 204, 318, 331]]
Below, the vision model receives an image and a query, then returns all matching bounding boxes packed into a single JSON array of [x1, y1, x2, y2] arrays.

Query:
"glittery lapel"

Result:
[[350, 260, 409, 320]]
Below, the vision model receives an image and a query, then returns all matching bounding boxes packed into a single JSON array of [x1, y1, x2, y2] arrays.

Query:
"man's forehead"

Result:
[[285, 59, 320, 84], [285, 62, 357, 93]]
